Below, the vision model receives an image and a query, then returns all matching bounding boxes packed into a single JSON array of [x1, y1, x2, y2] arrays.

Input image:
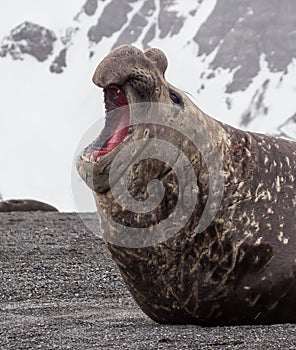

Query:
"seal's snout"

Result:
[[92, 45, 142, 87], [92, 45, 167, 88]]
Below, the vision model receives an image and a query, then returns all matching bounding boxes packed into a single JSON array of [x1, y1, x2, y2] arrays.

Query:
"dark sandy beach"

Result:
[[1, 212, 296, 349]]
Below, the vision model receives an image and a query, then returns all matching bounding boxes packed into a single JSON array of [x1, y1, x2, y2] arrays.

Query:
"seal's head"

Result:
[[77, 45, 191, 188], [76, 45, 215, 246]]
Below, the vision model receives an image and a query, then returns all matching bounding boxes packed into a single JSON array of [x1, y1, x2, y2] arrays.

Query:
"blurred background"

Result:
[[1, 0, 296, 211]]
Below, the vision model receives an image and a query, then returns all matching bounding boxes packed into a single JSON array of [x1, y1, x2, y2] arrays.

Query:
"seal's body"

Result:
[[77, 45, 296, 325]]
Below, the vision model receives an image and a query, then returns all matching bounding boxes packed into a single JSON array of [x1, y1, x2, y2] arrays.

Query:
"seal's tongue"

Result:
[[92, 111, 129, 157], [85, 86, 129, 161]]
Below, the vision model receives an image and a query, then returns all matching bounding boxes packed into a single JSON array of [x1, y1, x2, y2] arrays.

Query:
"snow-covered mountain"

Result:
[[1, 0, 296, 211]]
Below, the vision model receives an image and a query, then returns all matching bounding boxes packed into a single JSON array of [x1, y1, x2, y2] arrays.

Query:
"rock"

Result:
[[83, 0, 98, 16], [194, 0, 296, 93], [87, 0, 136, 44], [50, 48, 67, 74], [0, 199, 58, 212], [0, 21, 57, 62]]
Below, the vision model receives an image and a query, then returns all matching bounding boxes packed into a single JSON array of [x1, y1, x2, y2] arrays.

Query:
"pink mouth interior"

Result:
[[85, 86, 129, 161]]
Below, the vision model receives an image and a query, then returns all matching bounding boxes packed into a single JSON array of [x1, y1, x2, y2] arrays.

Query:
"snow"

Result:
[[0, 22, 99, 211]]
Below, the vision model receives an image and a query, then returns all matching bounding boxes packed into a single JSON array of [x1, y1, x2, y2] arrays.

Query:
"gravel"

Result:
[[1, 212, 296, 349]]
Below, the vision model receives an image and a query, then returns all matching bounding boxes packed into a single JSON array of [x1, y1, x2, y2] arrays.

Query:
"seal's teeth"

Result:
[[89, 154, 95, 162], [81, 154, 90, 162]]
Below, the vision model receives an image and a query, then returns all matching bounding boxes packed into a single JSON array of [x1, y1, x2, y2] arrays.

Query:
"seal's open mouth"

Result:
[[82, 85, 131, 162]]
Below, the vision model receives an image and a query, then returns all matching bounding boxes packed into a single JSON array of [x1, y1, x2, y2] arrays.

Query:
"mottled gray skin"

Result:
[[77, 45, 296, 325]]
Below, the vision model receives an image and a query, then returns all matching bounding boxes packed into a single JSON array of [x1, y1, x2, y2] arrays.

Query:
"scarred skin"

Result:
[[77, 45, 296, 325]]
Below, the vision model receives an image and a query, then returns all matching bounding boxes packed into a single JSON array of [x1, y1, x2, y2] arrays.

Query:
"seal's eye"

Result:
[[169, 89, 181, 104]]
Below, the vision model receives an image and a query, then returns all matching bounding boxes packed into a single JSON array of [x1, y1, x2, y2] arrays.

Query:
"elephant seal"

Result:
[[77, 45, 296, 325], [0, 199, 58, 212]]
